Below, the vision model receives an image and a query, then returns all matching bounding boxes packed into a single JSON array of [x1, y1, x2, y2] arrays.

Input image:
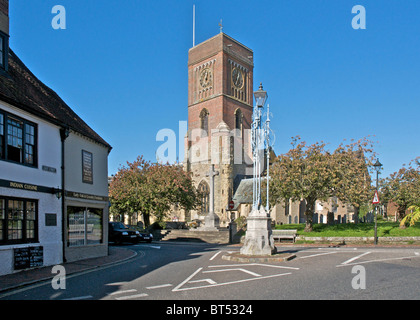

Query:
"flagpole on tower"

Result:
[[193, 4, 196, 47]]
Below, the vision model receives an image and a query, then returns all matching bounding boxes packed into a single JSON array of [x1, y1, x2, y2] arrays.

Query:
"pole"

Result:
[[374, 169, 379, 245]]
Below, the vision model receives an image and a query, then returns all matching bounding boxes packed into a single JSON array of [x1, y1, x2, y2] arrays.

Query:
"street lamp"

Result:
[[254, 83, 268, 108], [373, 158, 382, 245]]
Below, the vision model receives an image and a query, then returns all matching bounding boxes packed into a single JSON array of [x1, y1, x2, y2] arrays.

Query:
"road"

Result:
[[1, 242, 419, 302]]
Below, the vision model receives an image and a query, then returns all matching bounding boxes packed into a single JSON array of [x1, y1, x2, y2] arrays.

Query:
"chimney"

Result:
[[0, 0, 8, 70], [0, 0, 8, 36]]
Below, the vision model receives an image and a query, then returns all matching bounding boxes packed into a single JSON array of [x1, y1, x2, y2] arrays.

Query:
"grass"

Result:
[[274, 221, 420, 237]]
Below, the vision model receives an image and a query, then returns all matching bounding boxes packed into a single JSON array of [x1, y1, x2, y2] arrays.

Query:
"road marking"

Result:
[[203, 268, 261, 277], [108, 289, 137, 296], [189, 279, 217, 285], [115, 293, 148, 300], [209, 263, 300, 270], [209, 251, 222, 261], [173, 267, 203, 292], [337, 254, 420, 267], [63, 295, 93, 300], [299, 252, 337, 259], [173, 272, 292, 292], [341, 252, 371, 265], [146, 284, 173, 290]]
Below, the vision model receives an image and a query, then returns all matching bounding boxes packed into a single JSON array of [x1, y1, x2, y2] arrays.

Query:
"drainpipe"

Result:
[[60, 127, 69, 263]]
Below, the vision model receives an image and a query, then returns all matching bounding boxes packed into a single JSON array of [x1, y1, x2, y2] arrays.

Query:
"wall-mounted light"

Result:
[[53, 187, 62, 199]]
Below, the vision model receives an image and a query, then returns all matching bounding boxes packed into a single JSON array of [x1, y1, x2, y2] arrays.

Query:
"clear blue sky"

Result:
[[9, 0, 420, 178]]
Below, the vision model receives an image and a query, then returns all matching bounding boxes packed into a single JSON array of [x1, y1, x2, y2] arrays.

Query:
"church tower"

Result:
[[184, 33, 254, 226]]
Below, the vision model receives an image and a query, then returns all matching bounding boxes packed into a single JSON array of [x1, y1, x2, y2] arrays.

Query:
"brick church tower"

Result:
[[184, 33, 254, 226]]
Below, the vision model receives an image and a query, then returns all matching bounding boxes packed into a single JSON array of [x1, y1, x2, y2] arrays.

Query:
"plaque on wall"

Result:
[[14, 247, 44, 270], [82, 150, 93, 184]]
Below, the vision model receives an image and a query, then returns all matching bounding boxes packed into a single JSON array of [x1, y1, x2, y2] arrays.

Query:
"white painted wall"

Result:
[[64, 131, 109, 197]]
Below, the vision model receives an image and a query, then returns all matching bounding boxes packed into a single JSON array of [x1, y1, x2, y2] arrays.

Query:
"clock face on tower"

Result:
[[232, 67, 244, 89], [200, 68, 212, 88]]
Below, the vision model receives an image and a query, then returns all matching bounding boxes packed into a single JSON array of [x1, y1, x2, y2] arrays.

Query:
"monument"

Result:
[[240, 84, 277, 256], [201, 165, 220, 231]]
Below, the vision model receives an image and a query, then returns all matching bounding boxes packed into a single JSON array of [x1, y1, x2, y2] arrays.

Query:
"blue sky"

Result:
[[9, 0, 420, 178]]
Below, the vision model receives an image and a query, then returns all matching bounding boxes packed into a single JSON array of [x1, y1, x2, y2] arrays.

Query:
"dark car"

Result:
[[108, 222, 153, 244]]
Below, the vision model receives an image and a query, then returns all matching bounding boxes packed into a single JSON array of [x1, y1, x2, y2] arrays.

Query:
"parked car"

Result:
[[108, 222, 153, 244]]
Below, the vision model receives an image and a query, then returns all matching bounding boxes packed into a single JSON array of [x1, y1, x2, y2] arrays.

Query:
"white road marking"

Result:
[[209, 251, 222, 261], [63, 295, 93, 300], [299, 251, 337, 259], [146, 284, 173, 290], [337, 254, 420, 267], [115, 293, 148, 300], [209, 263, 299, 270], [173, 272, 292, 292], [341, 252, 371, 265], [203, 268, 261, 277], [108, 289, 137, 296], [173, 267, 203, 292], [189, 279, 217, 285]]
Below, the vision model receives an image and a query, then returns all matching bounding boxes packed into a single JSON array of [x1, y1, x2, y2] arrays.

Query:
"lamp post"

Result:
[[240, 83, 276, 256], [373, 158, 382, 245]]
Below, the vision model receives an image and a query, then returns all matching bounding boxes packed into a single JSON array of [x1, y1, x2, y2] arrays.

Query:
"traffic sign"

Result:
[[372, 190, 380, 204], [228, 201, 235, 211]]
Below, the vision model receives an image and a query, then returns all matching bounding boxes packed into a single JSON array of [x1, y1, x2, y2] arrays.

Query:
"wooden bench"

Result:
[[272, 229, 297, 243]]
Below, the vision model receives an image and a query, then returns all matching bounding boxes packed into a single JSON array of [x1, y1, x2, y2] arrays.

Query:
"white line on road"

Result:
[[189, 279, 217, 285], [172, 272, 292, 292], [209, 263, 300, 270], [209, 251, 222, 261], [115, 293, 149, 300], [108, 289, 137, 296], [341, 252, 371, 265], [203, 268, 261, 277], [337, 254, 420, 267], [172, 267, 203, 292], [299, 252, 337, 259], [146, 284, 173, 290], [63, 295, 93, 300]]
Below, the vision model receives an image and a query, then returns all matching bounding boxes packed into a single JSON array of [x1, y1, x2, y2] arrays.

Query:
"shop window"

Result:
[[68, 206, 103, 247], [0, 197, 38, 245]]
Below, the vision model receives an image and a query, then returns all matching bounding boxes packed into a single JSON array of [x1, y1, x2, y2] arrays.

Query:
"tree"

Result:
[[332, 137, 377, 224], [269, 137, 336, 232], [109, 156, 200, 227], [382, 159, 420, 222]]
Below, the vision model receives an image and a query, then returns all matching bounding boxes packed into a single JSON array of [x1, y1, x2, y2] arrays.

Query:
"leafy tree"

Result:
[[269, 137, 336, 232], [332, 137, 377, 224], [400, 206, 420, 228], [109, 156, 199, 227], [382, 159, 420, 222]]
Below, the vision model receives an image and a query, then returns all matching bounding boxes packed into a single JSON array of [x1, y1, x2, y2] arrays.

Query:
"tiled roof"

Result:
[[0, 49, 111, 149]]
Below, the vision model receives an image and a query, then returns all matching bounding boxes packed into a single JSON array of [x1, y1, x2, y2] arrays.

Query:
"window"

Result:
[[0, 109, 37, 166], [0, 197, 38, 245], [200, 109, 209, 137], [67, 206, 103, 247], [235, 109, 242, 133], [0, 34, 4, 69]]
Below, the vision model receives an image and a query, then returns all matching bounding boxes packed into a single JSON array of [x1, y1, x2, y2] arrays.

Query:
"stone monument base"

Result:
[[240, 207, 276, 256], [197, 212, 220, 231]]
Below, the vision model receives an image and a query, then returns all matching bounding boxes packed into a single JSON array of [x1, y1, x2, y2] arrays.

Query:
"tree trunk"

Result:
[[398, 207, 406, 221], [142, 212, 151, 228], [304, 199, 316, 232], [353, 206, 359, 224]]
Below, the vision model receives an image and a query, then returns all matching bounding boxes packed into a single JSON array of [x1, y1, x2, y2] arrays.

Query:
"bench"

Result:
[[272, 229, 297, 243]]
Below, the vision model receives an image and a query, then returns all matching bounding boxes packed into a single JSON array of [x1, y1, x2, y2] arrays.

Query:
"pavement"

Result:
[[0, 246, 137, 294]]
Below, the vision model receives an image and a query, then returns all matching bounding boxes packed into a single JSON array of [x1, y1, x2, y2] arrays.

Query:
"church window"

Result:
[[235, 109, 242, 133], [200, 109, 209, 137]]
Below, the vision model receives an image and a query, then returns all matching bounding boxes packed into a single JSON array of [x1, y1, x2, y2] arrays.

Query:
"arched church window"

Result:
[[235, 109, 242, 134], [200, 109, 209, 137], [198, 181, 210, 215]]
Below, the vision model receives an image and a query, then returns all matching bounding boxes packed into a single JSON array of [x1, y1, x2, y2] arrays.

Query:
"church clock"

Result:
[[232, 67, 244, 89], [200, 68, 212, 88]]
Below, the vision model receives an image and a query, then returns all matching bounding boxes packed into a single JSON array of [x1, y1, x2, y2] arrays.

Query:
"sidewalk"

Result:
[[0, 246, 137, 293]]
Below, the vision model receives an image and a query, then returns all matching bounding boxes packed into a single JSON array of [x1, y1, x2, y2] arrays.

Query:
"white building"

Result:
[[0, 0, 112, 275]]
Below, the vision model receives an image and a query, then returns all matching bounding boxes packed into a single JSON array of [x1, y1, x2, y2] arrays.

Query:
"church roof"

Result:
[[0, 49, 111, 150], [232, 178, 253, 206]]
